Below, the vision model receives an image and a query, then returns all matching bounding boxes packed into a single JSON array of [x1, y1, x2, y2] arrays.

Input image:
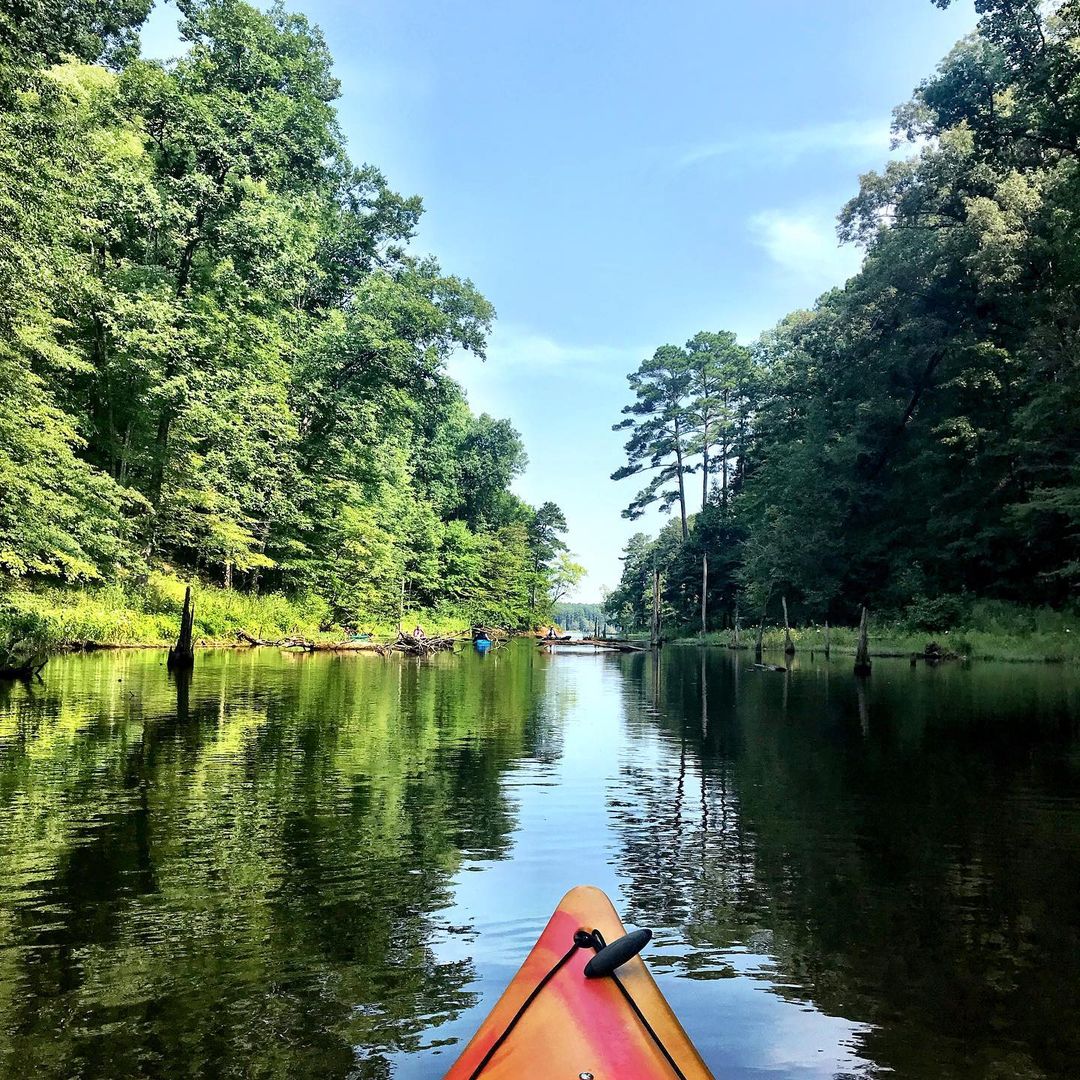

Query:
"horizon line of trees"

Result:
[[0, 0, 580, 629], [607, 0, 1080, 634]]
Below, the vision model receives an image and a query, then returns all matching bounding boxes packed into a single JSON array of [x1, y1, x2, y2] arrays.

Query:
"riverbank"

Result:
[[0, 573, 475, 655], [671, 616, 1080, 663]]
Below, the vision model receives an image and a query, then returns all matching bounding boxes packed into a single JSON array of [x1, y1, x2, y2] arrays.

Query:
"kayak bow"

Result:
[[444, 885, 712, 1079]]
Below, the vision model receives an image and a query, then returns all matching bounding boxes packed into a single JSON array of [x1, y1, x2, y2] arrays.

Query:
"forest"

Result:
[[0, 0, 573, 637], [606, 0, 1080, 640]]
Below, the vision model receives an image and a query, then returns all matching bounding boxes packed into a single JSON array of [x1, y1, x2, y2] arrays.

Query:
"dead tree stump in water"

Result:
[[854, 606, 872, 676], [167, 586, 195, 670], [782, 595, 795, 656]]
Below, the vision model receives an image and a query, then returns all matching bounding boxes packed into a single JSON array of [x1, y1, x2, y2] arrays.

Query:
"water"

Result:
[[1, 643, 1078, 1079]]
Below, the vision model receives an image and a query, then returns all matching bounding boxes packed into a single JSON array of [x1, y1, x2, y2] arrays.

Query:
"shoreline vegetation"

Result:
[[2, 573, 1077, 666], [670, 622, 1080, 664], [0, 571, 482, 658]]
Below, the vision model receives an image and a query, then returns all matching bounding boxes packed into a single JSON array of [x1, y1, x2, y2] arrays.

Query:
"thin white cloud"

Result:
[[749, 206, 864, 290], [678, 117, 891, 171], [466, 324, 643, 375]]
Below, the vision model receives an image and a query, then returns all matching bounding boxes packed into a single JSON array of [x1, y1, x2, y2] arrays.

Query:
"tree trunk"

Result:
[[721, 388, 730, 510], [701, 412, 710, 509], [149, 407, 172, 507], [701, 553, 708, 636], [824, 620, 831, 658], [755, 583, 772, 662], [167, 586, 195, 670], [854, 606, 872, 676], [651, 567, 662, 648], [782, 595, 795, 655], [673, 419, 688, 541]]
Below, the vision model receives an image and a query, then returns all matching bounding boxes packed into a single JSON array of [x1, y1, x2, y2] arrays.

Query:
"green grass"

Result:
[[0, 572, 487, 656], [669, 600, 1080, 663], [0, 571, 335, 648]]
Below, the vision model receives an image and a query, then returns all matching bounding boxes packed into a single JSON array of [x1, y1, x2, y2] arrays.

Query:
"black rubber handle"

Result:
[[583, 928, 653, 978]]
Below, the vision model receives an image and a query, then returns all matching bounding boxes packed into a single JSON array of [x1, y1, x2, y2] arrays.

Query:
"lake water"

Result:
[[1, 642, 1078, 1079]]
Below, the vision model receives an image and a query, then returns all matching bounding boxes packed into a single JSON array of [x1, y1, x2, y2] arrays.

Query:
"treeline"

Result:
[[607, 0, 1080, 634], [0, 0, 568, 629], [552, 603, 605, 633]]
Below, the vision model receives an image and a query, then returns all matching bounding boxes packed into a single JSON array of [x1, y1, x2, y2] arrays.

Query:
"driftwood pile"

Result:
[[237, 630, 317, 650], [393, 631, 459, 656], [235, 628, 461, 657]]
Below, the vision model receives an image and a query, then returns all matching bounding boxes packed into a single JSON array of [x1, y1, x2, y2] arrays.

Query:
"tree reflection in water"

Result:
[[611, 648, 1080, 1079]]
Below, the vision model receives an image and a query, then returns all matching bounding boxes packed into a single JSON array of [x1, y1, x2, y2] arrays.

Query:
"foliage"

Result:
[[0, 0, 566, 634]]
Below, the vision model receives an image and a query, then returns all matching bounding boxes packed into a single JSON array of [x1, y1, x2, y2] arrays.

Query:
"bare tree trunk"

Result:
[[782, 595, 795, 656], [167, 586, 195, 670], [701, 553, 708, 635], [224, 561, 232, 590], [824, 620, 831, 658], [755, 583, 773, 662], [854, 606, 872, 676]]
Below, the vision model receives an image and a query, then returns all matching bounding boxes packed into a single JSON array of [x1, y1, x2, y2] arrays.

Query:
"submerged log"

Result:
[[167, 586, 195, 670]]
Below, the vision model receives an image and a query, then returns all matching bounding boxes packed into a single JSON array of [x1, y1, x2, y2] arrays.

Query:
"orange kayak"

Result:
[[444, 885, 713, 1079]]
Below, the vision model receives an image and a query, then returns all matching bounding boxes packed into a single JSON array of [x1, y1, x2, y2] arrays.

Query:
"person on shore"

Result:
[[413, 624, 425, 639], [546, 625, 558, 639]]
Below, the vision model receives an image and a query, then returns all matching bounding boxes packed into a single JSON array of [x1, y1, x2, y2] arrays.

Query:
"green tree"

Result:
[[684, 331, 756, 510], [612, 345, 694, 540]]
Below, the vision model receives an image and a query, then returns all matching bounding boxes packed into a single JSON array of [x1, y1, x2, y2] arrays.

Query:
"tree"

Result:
[[612, 345, 694, 539], [684, 331, 755, 510], [525, 501, 568, 613], [548, 553, 586, 607]]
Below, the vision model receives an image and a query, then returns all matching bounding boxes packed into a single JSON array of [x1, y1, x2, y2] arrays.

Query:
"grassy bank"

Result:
[[668, 602, 1080, 663], [0, 572, 474, 653]]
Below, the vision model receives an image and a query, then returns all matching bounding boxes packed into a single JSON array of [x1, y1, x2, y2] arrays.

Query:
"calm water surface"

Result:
[[1, 643, 1079, 1079]]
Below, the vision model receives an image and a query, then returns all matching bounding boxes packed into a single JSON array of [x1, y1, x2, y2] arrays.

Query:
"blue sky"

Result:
[[143, 0, 977, 600]]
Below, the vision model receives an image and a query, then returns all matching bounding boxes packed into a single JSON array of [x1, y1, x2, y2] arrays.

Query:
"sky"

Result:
[[142, 0, 978, 601]]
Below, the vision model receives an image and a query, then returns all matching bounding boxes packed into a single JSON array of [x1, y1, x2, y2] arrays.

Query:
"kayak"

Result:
[[444, 885, 712, 1079]]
